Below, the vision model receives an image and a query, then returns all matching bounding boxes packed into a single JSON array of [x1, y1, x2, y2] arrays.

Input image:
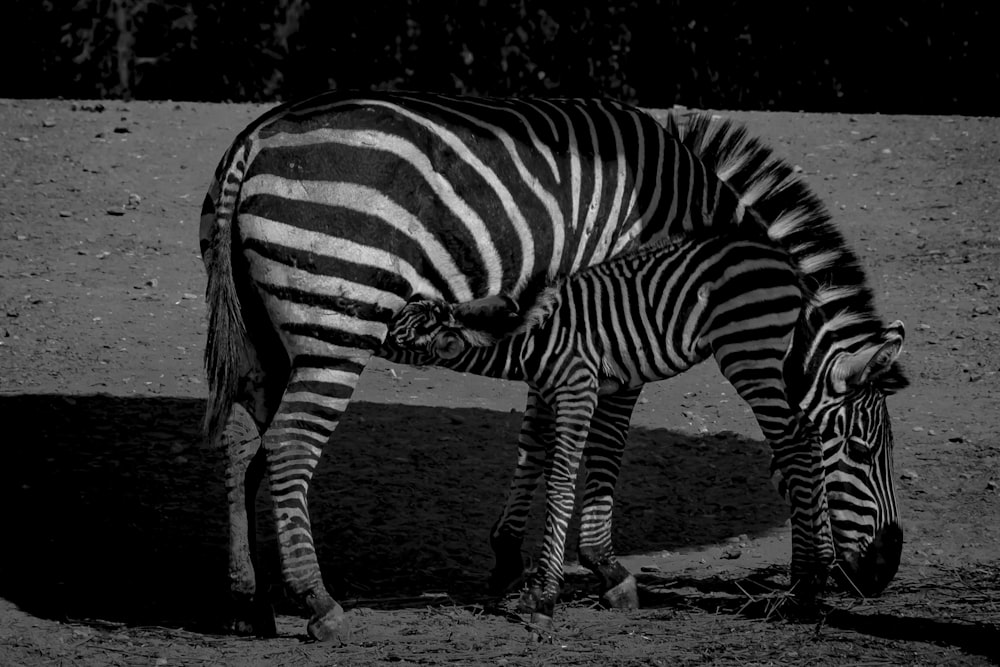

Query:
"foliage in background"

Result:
[[7, 0, 998, 114]]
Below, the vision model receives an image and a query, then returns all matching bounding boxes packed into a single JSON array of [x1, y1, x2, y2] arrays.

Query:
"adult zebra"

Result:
[[388, 225, 906, 628], [200, 93, 901, 640]]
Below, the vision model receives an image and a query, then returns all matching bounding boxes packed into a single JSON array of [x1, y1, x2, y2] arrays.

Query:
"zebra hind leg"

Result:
[[489, 386, 552, 597], [262, 356, 371, 642], [576, 387, 642, 611], [220, 402, 275, 636]]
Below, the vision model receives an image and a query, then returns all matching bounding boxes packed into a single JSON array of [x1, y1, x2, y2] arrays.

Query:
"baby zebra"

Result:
[[388, 230, 877, 629]]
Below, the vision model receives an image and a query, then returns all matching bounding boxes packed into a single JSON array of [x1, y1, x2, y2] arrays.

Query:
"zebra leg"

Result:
[[519, 385, 598, 630], [489, 386, 553, 596], [262, 356, 370, 642], [220, 402, 275, 636], [576, 387, 642, 610], [720, 362, 834, 597]]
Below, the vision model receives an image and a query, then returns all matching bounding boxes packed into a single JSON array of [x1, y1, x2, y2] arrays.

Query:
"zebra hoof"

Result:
[[601, 574, 639, 610], [306, 602, 350, 643]]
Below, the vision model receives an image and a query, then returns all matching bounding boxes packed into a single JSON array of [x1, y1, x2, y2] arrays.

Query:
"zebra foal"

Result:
[[388, 230, 856, 627]]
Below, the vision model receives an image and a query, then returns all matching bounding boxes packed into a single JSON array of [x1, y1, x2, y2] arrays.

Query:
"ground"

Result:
[[0, 99, 998, 666]]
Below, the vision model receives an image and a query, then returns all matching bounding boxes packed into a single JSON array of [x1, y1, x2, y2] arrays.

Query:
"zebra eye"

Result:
[[846, 438, 875, 464]]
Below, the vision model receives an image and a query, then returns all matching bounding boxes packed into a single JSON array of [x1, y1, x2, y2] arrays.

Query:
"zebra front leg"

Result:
[[489, 386, 553, 596], [221, 402, 275, 636], [576, 387, 642, 610], [727, 370, 834, 597], [263, 358, 369, 641], [769, 414, 834, 597], [520, 385, 598, 631]]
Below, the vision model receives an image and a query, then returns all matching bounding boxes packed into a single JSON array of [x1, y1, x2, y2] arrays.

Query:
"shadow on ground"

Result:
[[631, 565, 1000, 662], [0, 393, 786, 632]]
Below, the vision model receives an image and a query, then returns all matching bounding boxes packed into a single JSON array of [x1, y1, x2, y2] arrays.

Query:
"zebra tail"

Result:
[[203, 140, 252, 446]]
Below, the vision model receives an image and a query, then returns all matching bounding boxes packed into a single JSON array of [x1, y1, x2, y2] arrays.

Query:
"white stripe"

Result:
[[290, 367, 362, 386], [265, 429, 327, 451], [282, 391, 352, 413], [570, 112, 605, 272], [281, 412, 339, 431], [589, 106, 629, 263]]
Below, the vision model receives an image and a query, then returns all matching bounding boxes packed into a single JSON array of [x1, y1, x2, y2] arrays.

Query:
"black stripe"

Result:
[[242, 236, 414, 299], [256, 281, 395, 323], [280, 322, 383, 351]]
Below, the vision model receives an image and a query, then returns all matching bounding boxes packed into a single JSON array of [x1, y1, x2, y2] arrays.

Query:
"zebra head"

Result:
[[780, 319, 908, 598], [387, 294, 521, 361]]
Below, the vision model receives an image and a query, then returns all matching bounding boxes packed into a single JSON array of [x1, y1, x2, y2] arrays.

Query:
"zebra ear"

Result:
[[432, 330, 467, 360], [830, 321, 905, 393]]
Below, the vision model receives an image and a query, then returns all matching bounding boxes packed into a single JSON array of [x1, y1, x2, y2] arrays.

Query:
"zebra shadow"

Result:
[[0, 393, 786, 632]]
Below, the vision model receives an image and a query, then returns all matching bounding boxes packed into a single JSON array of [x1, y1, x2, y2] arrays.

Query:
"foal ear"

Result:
[[432, 330, 467, 360], [830, 321, 905, 393], [452, 294, 520, 334]]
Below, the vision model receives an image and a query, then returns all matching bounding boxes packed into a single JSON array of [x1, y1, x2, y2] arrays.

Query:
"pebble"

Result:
[[58, 210, 72, 217], [42, 118, 56, 127], [901, 470, 919, 481], [106, 207, 125, 216]]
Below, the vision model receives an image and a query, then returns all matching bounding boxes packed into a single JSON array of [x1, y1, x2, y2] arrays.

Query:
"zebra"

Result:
[[200, 92, 905, 640], [386, 225, 907, 627]]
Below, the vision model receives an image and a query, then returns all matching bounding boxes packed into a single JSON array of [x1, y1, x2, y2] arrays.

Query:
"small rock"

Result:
[[973, 305, 992, 315], [106, 207, 125, 216], [792, 165, 804, 173], [881, 148, 892, 155], [145, 278, 158, 288], [113, 126, 130, 134], [42, 118, 56, 128], [912, 426, 924, 432], [987, 481, 997, 491], [901, 470, 919, 481], [638, 397, 649, 404], [58, 210, 72, 218], [948, 435, 966, 443], [721, 547, 741, 560], [182, 293, 199, 300]]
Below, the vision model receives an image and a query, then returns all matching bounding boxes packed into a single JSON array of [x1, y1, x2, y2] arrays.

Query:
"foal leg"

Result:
[[576, 387, 642, 610], [520, 384, 598, 629], [488, 385, 554, 595]]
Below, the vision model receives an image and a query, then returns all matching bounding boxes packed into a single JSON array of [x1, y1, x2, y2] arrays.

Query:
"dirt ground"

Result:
[[0, 99, 998, 666]]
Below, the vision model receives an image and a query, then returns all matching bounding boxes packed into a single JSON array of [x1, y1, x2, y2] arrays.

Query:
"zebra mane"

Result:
[[667, 111, 907, 393]]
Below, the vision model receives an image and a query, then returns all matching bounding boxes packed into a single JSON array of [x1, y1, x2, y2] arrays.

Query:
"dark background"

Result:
[[8, 1, 997, 115]]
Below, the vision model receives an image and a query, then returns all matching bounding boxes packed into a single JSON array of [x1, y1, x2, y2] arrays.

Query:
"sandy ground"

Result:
[[0, 99, 998, 665]]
